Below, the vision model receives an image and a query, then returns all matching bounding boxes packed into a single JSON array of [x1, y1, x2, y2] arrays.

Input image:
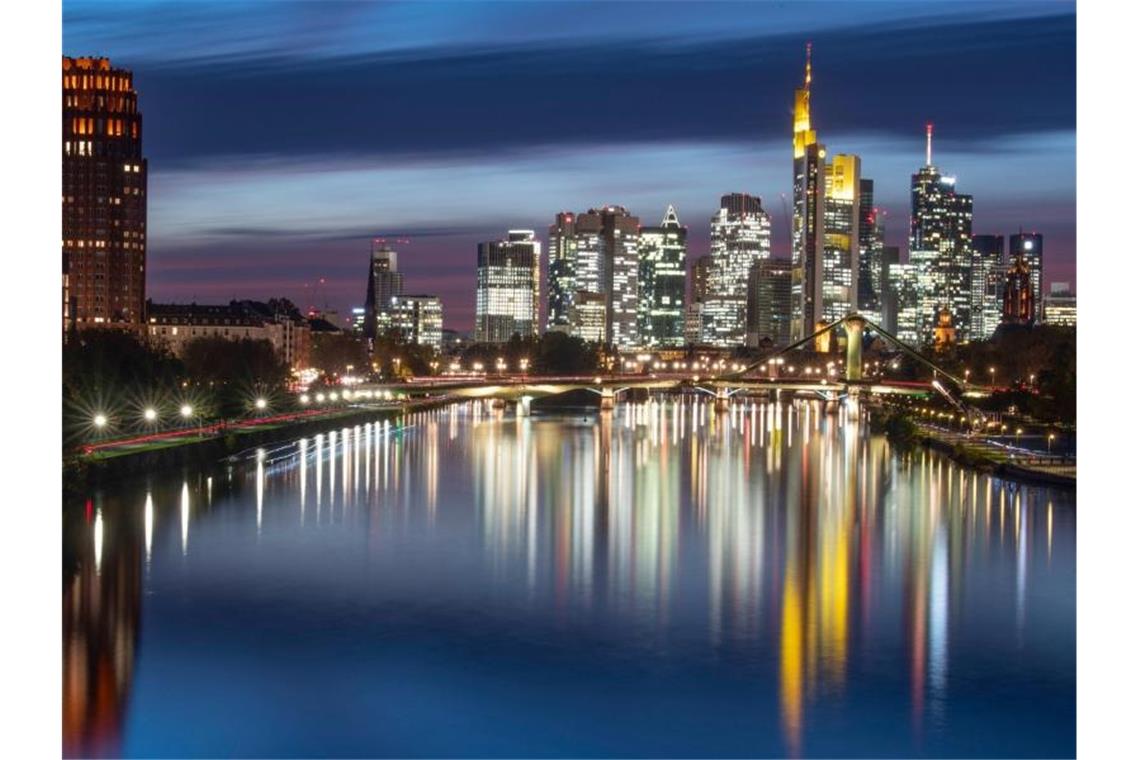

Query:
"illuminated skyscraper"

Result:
[[791, 43, 825, 341], [63, 56, 147, 332], [568, 206, 640, 348], [391, 295, 443, 350], [822, 155, 860, 321], [880, 245, 901, 334], [970, 234, 1005, 340], [476, 230, 541, 343], [857, 179, 884, 321], [704, 193, 772, 346], [888, 260, 920, 345], [363, 241, 404, 338], [1009, 232, 1044, 321], [1001, 256, 1034, 326], [546, 213, 577, 333], [909, 124, 974, 341], [637, 206, 688, 347]]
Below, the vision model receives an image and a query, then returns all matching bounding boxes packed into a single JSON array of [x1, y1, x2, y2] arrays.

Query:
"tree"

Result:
[[310, 333, 369, 379], [182, 336, 290, 417]]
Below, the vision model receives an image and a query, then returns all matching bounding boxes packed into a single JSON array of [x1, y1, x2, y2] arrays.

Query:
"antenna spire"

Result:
[[804, 41, 812, 90], [925, 122, 933, 166]]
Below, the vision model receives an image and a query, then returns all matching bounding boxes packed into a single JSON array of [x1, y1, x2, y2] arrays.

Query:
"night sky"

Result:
[[64, 0, 1076, 331]]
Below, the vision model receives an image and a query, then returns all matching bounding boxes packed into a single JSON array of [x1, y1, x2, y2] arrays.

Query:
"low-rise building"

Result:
[[147, 300, 310, 369], [391, 295, 443, 350], [1043, 282, 1076, 327]]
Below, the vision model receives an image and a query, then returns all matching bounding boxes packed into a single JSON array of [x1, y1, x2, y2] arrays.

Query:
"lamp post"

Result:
[[989, 366, 996, 388], [1048, 433, 1056, 453]]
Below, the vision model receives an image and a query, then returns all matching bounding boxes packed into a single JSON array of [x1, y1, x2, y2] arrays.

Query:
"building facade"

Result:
[[475, 230, 541, 343], [746, 258, 793, 347], [909, 125, 974, 342], [1043, 282, 1076, 327], [1002, 256, 1035, 325], [391, 295, 443, 350], [567, 206, 640, 348], [1009, 232, 1044, 321], [146, 301, 311, 369], [363, 241, 404, 338], [857, 178, 883, 321], [970, 234, 1005, 341], [791, 45, 825, 342], [546, 213, 577, 333], [822, 154, 860, 322], [63, 56, 148, 332], [637, 206, 688, 348], [704, 193, 771, 347]]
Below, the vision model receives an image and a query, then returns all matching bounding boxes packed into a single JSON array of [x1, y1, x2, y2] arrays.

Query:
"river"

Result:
[[63, 397, 1075, 758]]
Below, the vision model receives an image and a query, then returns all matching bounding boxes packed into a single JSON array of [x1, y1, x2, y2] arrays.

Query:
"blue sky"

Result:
[[65, 1, 1076, 329]]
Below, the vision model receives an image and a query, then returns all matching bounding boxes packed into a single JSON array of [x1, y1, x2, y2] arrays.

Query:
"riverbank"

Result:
[[64, 396, 455, 491], [917, 423, 1076, 489]]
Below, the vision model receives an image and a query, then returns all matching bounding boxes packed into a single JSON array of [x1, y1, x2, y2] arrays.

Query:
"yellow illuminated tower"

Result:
[[791, 43, 825, 341]]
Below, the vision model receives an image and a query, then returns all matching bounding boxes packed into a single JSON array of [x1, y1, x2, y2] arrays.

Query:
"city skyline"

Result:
[[64, 0, 1076, 330]]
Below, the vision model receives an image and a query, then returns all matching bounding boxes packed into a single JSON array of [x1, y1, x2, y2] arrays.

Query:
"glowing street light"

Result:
[[180, 404, 193, 419], [1048, 433, 1056, 453], [93, 413, 108, 429], [989, 367, 996, 387], [143, 407, 157, 423], [255, 397, 267, 411], [300, 394, 311, 405]]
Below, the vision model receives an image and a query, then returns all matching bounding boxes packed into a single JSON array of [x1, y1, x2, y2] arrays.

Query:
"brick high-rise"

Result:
[[63, 57, 147, 332]]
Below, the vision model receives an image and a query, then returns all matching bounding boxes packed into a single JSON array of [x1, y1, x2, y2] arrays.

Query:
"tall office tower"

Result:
[[888, 261, 921, 345], [475, 230, 541, 343], [746, 258, 793, 347], [569, 206, 640, 347], [391, 295, 443, 350], [63, 57, 148, 332], [363, 241, 405, 338], [791, 43, 825, 341], [1009, 232, 1044, 321], [637, 206, 688, 347], [857, 178, 883, 320], [970, 234, 1005, 341], [909, 124, 974, 341], [880, 245, 901, 334], [691, 255, 713, 303], [1001, 256, 1035, 325], [704, 193, 772, 346], [822, 155, 860, 322], [546, 212, 577, 333]]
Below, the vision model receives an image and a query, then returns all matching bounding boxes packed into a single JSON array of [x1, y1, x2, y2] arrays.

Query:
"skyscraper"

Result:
[[746, 258, 793, 347], [363, 241, 404, 338], [690, 255, 713, 304], [475, 230, 540, 343], [909, 124, 974, 341], [568, 206, 640, 348], [391, 295, 443, 350], [970, 234, 1005, 340], [822, 155, 860, 321], [637, 206, 688, 348], [1002, 256, 1035, 326], [857, 178, 884, 321], [1009, 232, 1044, 321], [63, 56, 147, 332], [704, 193, 772, 346], [888, 259, 920, 345], [880, 245, 901, 334], [546, 213, 577, 333], [791, 44, 825, 342]]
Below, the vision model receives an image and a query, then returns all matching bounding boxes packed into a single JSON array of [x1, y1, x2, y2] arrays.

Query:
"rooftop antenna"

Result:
[[925, 122, 933, 166], [804, 41, 813, 90]]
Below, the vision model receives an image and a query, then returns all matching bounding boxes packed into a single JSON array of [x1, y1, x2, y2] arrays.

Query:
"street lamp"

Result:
[[1048, 433, 1056, 453], [989, 367, 996, 387], [1016, 427, 1024, 446], [300, 394, 310, 405], [964, 369, 971, 384], [143, 407, 157, 423], [180, 404, 193, 420], [93, 413, 107, 429], [255, 397, 267, 411]]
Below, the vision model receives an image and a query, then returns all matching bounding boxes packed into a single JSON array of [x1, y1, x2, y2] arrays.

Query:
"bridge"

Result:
[[343, 313, 987, 418]]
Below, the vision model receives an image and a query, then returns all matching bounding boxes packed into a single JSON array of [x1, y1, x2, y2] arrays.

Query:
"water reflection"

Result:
[[63, 398, 1075, 758]]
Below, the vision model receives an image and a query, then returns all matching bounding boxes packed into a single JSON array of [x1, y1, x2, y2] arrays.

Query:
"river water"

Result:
[[63, 398, 1075, 758]]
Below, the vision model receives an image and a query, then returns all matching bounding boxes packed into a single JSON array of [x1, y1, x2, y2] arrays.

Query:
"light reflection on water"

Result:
[[63, 397, 1075, 758]]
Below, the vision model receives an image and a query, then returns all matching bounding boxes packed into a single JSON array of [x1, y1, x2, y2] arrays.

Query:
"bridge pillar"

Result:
[[599, 388, 615, 411], [715, 388, 731, 413], [843, 313, 867, 383], [823, 392, 840, 415], [518, 395, 533, 418], [489, 398, 505, 411]]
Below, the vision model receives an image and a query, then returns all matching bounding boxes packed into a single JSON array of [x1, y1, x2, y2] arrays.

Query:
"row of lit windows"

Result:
[[63, 74, 132, 92]]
